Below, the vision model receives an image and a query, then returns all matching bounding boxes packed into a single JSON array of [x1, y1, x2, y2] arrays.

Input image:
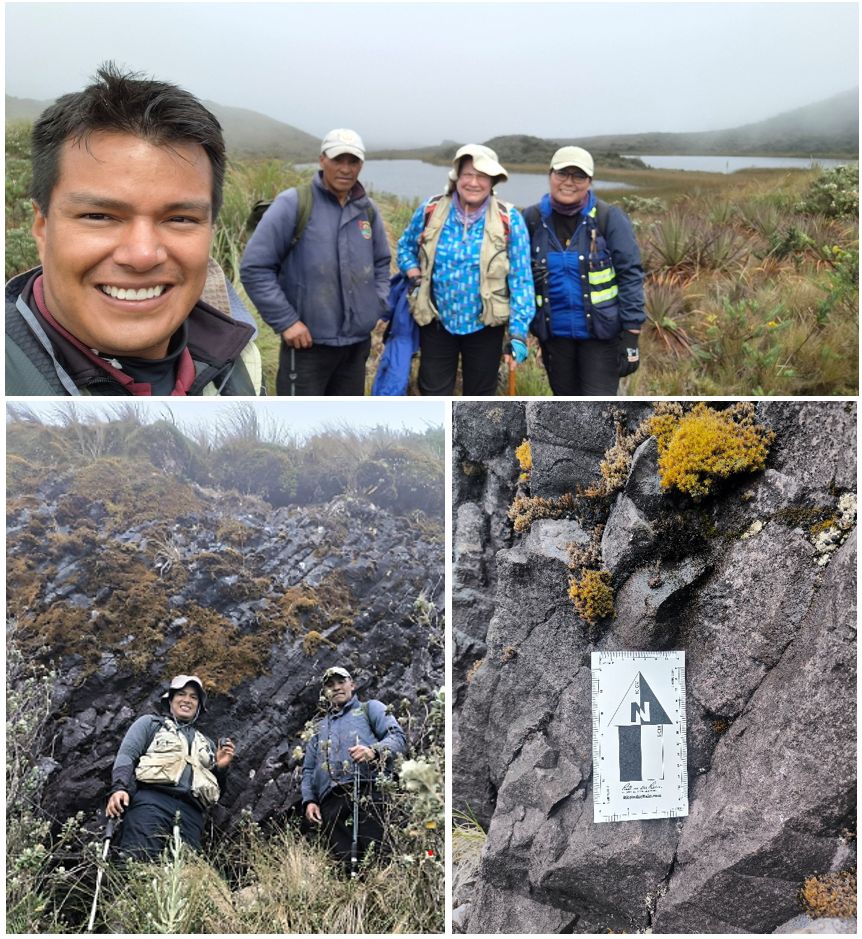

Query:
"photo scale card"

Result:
[[591, 651, 688, 823]]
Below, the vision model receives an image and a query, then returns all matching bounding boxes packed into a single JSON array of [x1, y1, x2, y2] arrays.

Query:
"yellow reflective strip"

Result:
[[588, 268, 615, 285], [591, 286, 619, 304]]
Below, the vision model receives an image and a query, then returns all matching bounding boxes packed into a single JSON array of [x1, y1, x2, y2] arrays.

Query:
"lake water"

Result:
[[305, 154, 853, 203], [310, 160, 632, 206], [634, 154, 852, 173]]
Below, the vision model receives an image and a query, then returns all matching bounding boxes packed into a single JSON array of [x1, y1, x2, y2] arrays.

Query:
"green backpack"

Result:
[[246, 182, 377, 248]]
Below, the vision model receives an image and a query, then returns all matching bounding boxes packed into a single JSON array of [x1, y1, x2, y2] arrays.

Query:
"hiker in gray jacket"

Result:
[[240, 129, 391, 396], [301, 666, 406, 871]]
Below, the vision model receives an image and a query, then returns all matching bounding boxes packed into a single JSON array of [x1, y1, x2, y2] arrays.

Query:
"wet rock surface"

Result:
[[8, 485, 443, 837], [452, 402, 856, 934]]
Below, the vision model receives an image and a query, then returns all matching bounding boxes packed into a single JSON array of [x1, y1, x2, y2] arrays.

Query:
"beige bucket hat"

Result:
[[448, 143, 508, 183]]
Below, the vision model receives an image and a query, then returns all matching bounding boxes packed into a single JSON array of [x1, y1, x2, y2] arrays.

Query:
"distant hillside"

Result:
[[567, 88, 859, 157], [5, 94, 320, 160], [8, 87, 857, 161], [201, 100, 320, 159]]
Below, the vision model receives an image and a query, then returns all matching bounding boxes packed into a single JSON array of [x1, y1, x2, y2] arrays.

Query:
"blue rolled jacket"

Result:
[[526, 191, 645, 342], [240, 173, 391, 346], [301, 695, 407, 805]]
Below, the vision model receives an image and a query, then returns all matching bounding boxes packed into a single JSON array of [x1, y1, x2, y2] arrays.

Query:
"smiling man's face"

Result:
[[323, 676, 356, 708], [170, 684, 201, 722], [31, 130, 214, 359]]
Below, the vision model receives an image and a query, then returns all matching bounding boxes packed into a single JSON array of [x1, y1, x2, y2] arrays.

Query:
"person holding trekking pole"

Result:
[[301, 666, 406, 873], [523, 146, 646, 395], [104, 674, 235, 859], [397, 144, 535, 396], [240, 129, 391, 396]]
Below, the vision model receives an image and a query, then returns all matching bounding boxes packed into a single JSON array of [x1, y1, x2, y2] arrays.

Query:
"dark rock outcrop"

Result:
[[8, 479, 443, 838], [452, 401, 856, 934]]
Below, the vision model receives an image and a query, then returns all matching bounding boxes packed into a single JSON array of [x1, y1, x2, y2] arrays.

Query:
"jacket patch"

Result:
[[358, 219, 372, 239]]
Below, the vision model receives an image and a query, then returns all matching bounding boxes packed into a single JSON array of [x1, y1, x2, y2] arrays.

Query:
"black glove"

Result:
[[619, 330, 640, 377]]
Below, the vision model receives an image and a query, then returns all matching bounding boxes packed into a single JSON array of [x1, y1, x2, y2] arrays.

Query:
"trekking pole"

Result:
[[289, 347, 297, 397], [351, 736, 360, 879], [86, 817, 119, 932]]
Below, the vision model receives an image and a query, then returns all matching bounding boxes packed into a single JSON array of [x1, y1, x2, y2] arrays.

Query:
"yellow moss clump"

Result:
[[508, 493, 576, 533], [302, 630, 337, 656], [515, 440, 532, 483], [647, 402, 775, 500], [568, 569, 614, 625], [800, 870, 856, 918]]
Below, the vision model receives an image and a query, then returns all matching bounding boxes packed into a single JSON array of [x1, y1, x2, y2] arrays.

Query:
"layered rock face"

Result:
[[8, 482, 443, 834], [452, 401, 856, 934]]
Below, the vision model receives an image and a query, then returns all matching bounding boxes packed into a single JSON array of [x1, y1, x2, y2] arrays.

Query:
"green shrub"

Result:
[[795, 164, 859, 218]]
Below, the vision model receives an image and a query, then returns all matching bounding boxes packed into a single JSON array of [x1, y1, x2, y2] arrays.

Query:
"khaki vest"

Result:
[[410, 194, 512, 328], [135, 718, 221, 806]]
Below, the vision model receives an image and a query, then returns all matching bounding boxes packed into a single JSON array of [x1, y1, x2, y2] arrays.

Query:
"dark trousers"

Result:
[[116, 788, 204, 860], [276, 338, 371, 396], [541, 336, 621, 396], [317, 784, 387, 873], [418, 321, 505, 396]]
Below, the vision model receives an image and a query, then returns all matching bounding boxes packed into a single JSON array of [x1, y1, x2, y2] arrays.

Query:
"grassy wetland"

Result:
[[6, 120, 858, 395]]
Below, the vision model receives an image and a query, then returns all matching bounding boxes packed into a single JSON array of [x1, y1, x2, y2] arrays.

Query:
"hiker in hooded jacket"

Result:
[[105, 675, 235, 859], [5, 62, 263, 397], [524, 146, 645, 395], [301, 667, 407, 872], [397, 144, 535, 396], [240, 129, 391, 396]]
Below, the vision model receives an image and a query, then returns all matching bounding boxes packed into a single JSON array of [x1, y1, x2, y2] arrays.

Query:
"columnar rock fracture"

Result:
[[452, 401, 856, 934]]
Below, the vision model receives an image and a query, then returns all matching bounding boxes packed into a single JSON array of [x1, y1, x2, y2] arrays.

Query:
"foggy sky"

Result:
[[4, 1, 859, 148], [8, 400, 445, 440]]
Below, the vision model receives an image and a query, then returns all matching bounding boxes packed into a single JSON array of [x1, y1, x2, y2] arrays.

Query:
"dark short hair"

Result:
[[31, 62, 226, 218]]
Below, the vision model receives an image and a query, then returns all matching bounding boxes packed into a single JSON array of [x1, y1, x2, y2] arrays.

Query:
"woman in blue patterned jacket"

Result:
[[397, 144, 535, 395]]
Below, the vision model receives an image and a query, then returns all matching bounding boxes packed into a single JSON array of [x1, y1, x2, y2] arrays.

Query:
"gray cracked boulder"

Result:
[[453, 401, 857, 935]]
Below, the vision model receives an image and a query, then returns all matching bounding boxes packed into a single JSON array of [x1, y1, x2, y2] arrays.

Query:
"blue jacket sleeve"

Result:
[[301, 728, 321, 804], [396, 201, 431, 273], [366, 700, 407, 759], [239, 189, 302, 336], [605, 206, 646, 331], [505, 207, 537, 341]]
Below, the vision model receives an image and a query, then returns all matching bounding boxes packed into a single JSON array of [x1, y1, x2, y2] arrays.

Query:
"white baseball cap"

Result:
[[550, 146, 594, 177], [320, 128, 366, 160]]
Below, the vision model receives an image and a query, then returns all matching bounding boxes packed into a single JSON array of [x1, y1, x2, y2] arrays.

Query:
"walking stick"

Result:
[[507, 357, 517, 396], [351, 738, 360, 879], [289, 347, 297, 397], [86, 817, 119, 932]]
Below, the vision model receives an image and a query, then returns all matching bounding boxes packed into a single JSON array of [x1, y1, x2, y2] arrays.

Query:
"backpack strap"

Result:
[[523, 204, 541, 238], [496, 200, 511, 242], [594, 199, 610, 238], [289, 183, 314, 249], [420, 194, 446, 245]]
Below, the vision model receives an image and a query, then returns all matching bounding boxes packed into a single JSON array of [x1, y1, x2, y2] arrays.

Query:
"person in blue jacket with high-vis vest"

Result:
[[524, 146, 646, 395]]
